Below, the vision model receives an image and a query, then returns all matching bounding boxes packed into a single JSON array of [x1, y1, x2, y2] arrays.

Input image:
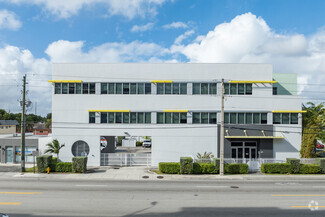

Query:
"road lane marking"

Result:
[[292, 206, 325, 208], [196, 186, 229, 188], [0, 192, 42, 195], [0, 202, 22, 205], [272, 195, 325, 197], [75, 185, 108, 187]]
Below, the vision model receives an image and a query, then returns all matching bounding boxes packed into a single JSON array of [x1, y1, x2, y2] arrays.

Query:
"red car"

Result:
[[317, 143, 325, 149]]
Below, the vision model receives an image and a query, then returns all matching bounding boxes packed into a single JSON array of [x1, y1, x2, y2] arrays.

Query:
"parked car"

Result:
[[317, 143, 324, 149], [142, 140, 152, 148]]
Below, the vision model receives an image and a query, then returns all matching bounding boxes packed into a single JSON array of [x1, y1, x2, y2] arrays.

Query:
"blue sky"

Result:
[[0, 0, 325, 115]]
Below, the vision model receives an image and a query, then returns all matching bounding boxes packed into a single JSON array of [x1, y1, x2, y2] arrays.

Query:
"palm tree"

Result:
[[45, 139, 65, 160]]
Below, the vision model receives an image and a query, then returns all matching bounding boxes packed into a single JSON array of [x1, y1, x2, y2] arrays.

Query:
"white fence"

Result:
[[100, 153, 151, 166]]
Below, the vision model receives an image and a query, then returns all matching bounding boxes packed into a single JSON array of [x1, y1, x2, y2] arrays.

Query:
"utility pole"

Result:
[[220, 78, 225, 176], [21, 74, 26, 173]]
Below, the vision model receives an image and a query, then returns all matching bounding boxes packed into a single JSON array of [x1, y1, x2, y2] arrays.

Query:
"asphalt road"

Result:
[[0, 178, 325, 217]]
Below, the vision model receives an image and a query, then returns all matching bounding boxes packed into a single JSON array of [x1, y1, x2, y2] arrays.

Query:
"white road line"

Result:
[[312, 186, 325, 188], [196, 186, 229, 188], [75, 185, 108, 187]]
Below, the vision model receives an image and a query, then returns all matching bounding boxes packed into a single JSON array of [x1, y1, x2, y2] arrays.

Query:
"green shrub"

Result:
[[36, 155, 52, 173], [159, 162, 180, 174], [213, 158, 220, 172], [261, 163, 291, 174], [316, 158, 325, 174], [180, 157, 193, 174], [286, 158, 300, 174], [199, 163, 218, 174], [72, 157, 88, 173], [299, 164, 320, 174], [49, 157, 57, 172], [56, 162, 72, 172], [192, 163, 202, 174], [136, 141, 143, 147], [225, 163, 248, 174]]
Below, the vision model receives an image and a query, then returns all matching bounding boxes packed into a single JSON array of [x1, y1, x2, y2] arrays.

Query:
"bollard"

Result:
[[47, 167, 50, 174]]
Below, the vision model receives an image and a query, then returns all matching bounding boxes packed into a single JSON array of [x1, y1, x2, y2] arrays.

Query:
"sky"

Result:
[[0, 0, 325, 116]]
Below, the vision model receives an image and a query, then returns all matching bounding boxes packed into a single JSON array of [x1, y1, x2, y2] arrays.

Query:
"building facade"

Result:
[[50, 63, 303, 166], [0, 120, 18, 135]]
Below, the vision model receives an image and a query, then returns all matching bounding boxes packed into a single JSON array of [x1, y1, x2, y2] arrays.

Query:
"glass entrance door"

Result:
[[231, 142, 257, 160], [6, 146, 13, 163]]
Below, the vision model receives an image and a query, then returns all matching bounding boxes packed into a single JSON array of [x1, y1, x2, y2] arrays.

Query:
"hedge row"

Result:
[[36, 155, 87, 173], [261, 162, 323, 174], [159, 158, 248, 175]]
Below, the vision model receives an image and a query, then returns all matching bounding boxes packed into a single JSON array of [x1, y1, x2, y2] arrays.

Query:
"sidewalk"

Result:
[[1, 166, 325, 181]]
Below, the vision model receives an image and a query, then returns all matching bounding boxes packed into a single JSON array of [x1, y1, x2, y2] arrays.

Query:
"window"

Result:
[[273, 113, 299, 125], [238, 113, 245, 124], [123, 112, 129, 123], [193, 83, 200, 94], [209, 113, 217, 124], [157, 112, 187, 124], [225, 112, 268, 125], [157, 83, 187, 95], [201, 83, 208, 94], [193, 83, 217, 95], [291, 113, 298, 124], [116, 83, 122, 94], [157, 83, 164, 94], [108, 113, 114, 124], [101, 83, 108, 94], [224, 83, 252, 95], [261, 113, 267, 124], [193, 112, 217, 124], [130, 112, 137, 123], [193, 113, 201, 124], [253, 113, 260, 124], [145, 83, 151, 94], [238, 84, 245, 95], [55, 83, 61, 94], [62, 83, 68, 94], [130, 83, 137, 94], [115, 112, 122, 123], [89, 83, 96, 94], [82, 83, 88, 94], [123, 83, 129, 94], [108, 83, 115, 94], [72, 140, 89, 157], [89, 112, 95, 123], [273, 113, 281, 124], [137, 112, 144, 123], [101, 112, 107, 123], [145, 112, 151, 124], [76, 83, 82, 94], [273, 87, 277, 95], [138, 83, 144, 94], [180, 83, 187, 94]]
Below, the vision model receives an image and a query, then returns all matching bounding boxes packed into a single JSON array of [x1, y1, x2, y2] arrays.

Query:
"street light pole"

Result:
[[21, 74, 26, 173], [220, 78, 225, 176]]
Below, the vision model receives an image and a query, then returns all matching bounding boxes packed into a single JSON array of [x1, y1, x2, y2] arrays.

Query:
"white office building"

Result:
[[50, 63, 303, 166]]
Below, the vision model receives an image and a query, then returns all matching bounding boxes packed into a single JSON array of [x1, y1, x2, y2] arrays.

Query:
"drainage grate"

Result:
[[157, 176, 164, 179], [142, 175, 149, 179], [230, 186, 239, 189]]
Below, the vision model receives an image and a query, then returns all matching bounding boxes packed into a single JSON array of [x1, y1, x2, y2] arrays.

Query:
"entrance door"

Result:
[[231, 142, 257, 160], [6, 146, 13, 163]]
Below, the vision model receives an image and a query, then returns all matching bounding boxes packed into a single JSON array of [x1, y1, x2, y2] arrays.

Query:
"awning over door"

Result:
[[225, 126, 284, 139]]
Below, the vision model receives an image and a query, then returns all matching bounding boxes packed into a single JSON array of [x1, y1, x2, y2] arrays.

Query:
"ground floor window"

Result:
[[15, 146, 37, 163], [72, 140, 90, 157], [231, 141, 257, 159]]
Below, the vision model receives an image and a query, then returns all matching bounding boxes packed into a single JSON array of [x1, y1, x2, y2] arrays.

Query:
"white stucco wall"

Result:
[[51, 63, 302, 166]]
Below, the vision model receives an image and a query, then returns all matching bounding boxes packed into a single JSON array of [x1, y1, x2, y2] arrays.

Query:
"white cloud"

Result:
[[131, 22, 154, 32], [0, 9, 21, 30], [4, 0, 168, 19], [0, 45, 51, 115], [174, 30, 194, 44], [172, 12, 325, 101], [163, 21, 188, 29], [45, 40, 168, 63]]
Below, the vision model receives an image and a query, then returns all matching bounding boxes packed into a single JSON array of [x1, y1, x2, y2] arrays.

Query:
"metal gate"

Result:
[[100, 153, 151, 166]]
